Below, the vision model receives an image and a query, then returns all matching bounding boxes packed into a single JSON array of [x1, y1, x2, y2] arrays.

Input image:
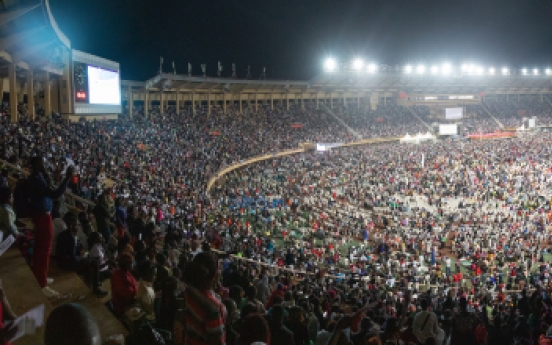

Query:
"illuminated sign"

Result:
[[76, 91, 87, 99]]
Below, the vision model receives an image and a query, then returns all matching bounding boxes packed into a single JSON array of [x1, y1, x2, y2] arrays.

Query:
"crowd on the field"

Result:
[[2, 99, 552, 345]]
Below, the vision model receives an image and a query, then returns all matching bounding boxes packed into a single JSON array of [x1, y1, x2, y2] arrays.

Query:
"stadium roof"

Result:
[[125, 71, 552, 96], [0, 0, 70, 76], [131, 73, 310, 94], [310, 72, 552, 95]]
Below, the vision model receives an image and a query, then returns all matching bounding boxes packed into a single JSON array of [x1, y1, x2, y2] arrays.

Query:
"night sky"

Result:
[[48, 0, 552, 82]]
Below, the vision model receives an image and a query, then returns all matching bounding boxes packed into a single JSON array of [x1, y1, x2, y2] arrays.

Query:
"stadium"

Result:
[[0, 0, 552, 344]]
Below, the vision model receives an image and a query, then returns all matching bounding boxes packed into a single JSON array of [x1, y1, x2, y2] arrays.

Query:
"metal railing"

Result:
[[0, 158, 95, 211]]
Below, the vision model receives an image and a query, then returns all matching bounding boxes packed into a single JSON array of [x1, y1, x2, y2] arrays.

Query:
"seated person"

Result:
[[55, 212, 84, 272], [111, 253, 138, 318], [88, 231, 113, 291], [136, 260, 156, 322], [153, 252, 171, 292], [56, 213, 107, 296], [0, 187, 19, 240]]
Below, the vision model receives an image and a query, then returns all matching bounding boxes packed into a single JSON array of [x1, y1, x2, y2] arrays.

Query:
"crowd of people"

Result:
[[1, 97, 552, 344]]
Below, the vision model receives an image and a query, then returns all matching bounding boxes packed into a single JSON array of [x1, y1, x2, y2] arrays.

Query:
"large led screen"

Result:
[[439, 124, 458, 135], [445, 107, 463, 120], [87, 66, 121, 105]]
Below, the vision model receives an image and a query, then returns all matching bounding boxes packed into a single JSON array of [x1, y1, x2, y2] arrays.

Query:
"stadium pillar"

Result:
[[223, 93, 227, 114], [191, 93, 195, 114], [44, 72, 51, 117], [270, 93, 274, 110], [160, 90, 164, 112], [208, 93, 211, 115], [286, 93, 289, 111], [27, 70, 35, 120], [8, 62, 17, 122], [128, 86, 133, 118], [239, 93, 243, 113], [255, 93, 258, 112], [145, 91, 149, 116], [316, 93, 319, 109]]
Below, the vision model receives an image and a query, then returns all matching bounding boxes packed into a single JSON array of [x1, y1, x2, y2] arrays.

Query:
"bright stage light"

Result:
[[352, 58, 363, 70], [489, 68, 495, 75], [417, 65, 425, 74], [546, 69, 552, 76], [522, 68, 528, 75], [533, 68, 539, 75], [404, 65, 413, 74], [324, 58, 337, 72], [367, 63, 377, 73], [430, 66, 439, 74], [441, 63, 452, 75], [502, 68, 509, 75], [476, 67, 484, 75], [461, 64, 468, 72]]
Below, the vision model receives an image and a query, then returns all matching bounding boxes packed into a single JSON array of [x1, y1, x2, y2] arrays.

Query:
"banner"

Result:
[[518, 110, 526, 116], [291, 123, 303, 128]]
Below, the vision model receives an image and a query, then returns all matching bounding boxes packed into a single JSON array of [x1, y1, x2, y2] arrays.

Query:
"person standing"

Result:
[[28, 156, 74, 297]]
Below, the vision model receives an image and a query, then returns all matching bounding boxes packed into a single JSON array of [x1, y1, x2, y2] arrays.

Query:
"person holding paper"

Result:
[[28, 156, 74, 297]]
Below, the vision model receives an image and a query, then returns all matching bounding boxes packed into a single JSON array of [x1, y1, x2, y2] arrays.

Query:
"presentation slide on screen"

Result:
[[439, 124, 458, 135], [445, 107, 463, 120], [88, 66, 121, 105]]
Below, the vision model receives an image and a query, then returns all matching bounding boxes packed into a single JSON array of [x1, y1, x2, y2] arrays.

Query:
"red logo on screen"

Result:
[[76, 92, 86, 99]]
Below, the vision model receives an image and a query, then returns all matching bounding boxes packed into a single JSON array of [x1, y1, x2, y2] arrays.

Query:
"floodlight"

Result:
[[488, 68, 495, 75], [352, 58, 364, 70], [522, 68, 528, 75], [324, 58, 337, 72], [441, 63, 452, 75], [533, 68, 539, 75], [417, 65, 425, 74], [502, 68, 509, 75], [367, 63, 377, 73], [461, 64, 468, 72], [404, 65, 413, 74], [468, 64, 476, 74], [476, 67, 484, 75], [546, 68, 552, 76], [431, 66, 439, 74]]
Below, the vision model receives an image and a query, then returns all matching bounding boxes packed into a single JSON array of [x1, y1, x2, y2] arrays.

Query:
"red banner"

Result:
[[399, 92, 407, 99], [376, 118, 384, 123], [291, 123, 303, 128], [479, 91, 486, 97], [210, 131, 221, 136]]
